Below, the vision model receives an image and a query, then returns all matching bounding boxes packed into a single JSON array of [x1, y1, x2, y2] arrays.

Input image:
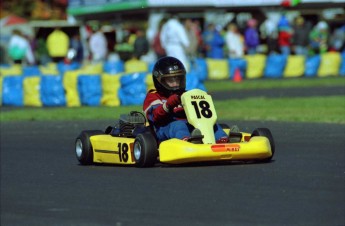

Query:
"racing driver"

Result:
[[143, 56, 229, 143]]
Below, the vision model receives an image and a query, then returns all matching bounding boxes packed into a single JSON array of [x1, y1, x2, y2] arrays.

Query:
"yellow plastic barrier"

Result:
[[39, 63, 59, 75], [80, 63, 103, 74], [125, 59, 148, 73], [23, 76, 42, 107], [146, 73, 155, 91], [0, 64, 22, 76], [206, 59, 229, 80], [244, 54, 266, 79], [63, 70, 81, 107], [101, 73, 121, 106], [284, 55, 305, 78], [318, 52, 341, 77]]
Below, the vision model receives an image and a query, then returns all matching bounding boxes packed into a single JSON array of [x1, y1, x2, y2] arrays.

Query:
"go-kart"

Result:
[[75, 89, 275, 167]]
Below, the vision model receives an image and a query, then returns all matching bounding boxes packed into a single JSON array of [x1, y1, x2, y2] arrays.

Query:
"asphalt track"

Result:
[[1, 84, 345, 226]]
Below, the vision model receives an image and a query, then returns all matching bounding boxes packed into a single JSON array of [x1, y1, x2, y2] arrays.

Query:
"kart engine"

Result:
[[110, 111, 147, 137]]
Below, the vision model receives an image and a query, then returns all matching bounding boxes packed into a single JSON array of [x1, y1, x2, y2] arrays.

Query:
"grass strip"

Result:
[[1, 96, 344, 124], [215, 95, 345, 124], [205, 77, 345, 92]]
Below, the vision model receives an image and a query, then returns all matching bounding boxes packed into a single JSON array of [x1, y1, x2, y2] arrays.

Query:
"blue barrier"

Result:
[[2, 54, 344, 107], [264, 54, 287, 78], [120, 72, 146, 87], [40, 76, 66, 106], [340, 52, 345, 76], [78, 75, 102, 106], [119, 72, 147, 105], [23, 66, 41, 77], [305, 55, 321, 77], [118, 89, 146, 105], [2, 76, 23, 106], [186, 70, 206, 91], [228, 58, 247, 79], [103, 60, 124, 74], [57, 62, 81, 74], [191, 58, 208, 81]]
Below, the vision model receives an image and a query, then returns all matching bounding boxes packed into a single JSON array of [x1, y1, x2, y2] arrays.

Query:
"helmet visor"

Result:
[[158, 73, 185, 92]]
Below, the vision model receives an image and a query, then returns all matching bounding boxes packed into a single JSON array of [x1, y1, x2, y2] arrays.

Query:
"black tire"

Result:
[[75, 130, 104, 165], [133, 132, 158, 167], [251, 128, 275, 162]]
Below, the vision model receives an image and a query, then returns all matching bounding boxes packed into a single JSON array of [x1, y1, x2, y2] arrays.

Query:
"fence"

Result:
[[1, 52, 344, 107]]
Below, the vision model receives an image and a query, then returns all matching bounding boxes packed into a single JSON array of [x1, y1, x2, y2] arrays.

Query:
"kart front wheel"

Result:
[[251, 128, 275, 162], [133, 133, 158, 167], [75, 130, 104, 165]]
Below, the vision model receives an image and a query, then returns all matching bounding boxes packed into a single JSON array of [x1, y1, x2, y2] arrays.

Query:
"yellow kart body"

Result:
[[159, 89, 272, 164], [159, 137, 271, 164], [75, 89, 274, 167], [91, 135, 136, 165]]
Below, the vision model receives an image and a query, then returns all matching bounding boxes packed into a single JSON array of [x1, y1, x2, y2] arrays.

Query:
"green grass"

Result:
[[1, 96, 344, 124], [205, 77, 345, 92], [0, 105, 142, 121], [1, 77, 344, 123], [215, 96, 345, 124]]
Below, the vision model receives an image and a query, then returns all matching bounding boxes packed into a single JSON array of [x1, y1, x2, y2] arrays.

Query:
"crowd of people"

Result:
[[3, 13, 345, 69]]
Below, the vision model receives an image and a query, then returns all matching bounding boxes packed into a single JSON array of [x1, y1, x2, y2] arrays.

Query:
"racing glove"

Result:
[[163, 94, 181, 112]]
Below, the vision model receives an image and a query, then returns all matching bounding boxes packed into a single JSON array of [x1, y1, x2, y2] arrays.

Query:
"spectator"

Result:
[[292, 16, 310, 55], [309, 21, 329, 55], [260, 15, 279, 54], [329, 24, 345, 52], [133, 28, 149, 60], [225, 23, 244, 58], [8, 29, 35, 65], [184, 19, 199, 59], [278, 15, 293, 55], [89, 26, 108, 63], [0, 45, 6, 64], [202, 23, 225, 59], [244, 19, 260, 55], [46, 27, 69, 63], [160, 14, 190, 71], [69, 33, 84, 63], [152, 19, 166, 59], [35, 36, 50, 65]]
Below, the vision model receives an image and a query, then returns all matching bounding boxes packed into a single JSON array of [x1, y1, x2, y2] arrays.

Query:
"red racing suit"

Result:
[[143, 89, 227, 142], [143, 89, 186, 126]]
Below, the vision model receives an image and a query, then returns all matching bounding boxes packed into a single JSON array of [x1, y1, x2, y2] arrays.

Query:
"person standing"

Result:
[[184, 19, 199, 59], [160, 14, 190, 71], [133, 28, 149, 60], [277, 15, 293, 55], [244, 19, 260, 55], [309, 21, 329, 55], [46, 27, 69, 63], [8, 29, 35, 65], [202, 23, 225, 59], [89, 26, 108, 63], [260, 15, 279, 54], [225, 23, 244, 58], [152, 19, 167, 59], [69, 33, 84, 63], [292, 16, 310, 55]]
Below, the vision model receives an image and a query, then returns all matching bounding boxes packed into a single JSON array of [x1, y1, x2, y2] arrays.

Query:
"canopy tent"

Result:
[[0, 15, 28, 27]]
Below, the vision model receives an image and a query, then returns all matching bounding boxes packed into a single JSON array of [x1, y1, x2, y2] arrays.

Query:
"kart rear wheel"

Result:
[[75, 130, 104, 165], [133, 133, 158, 167], [251, 128, 275, 162]]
